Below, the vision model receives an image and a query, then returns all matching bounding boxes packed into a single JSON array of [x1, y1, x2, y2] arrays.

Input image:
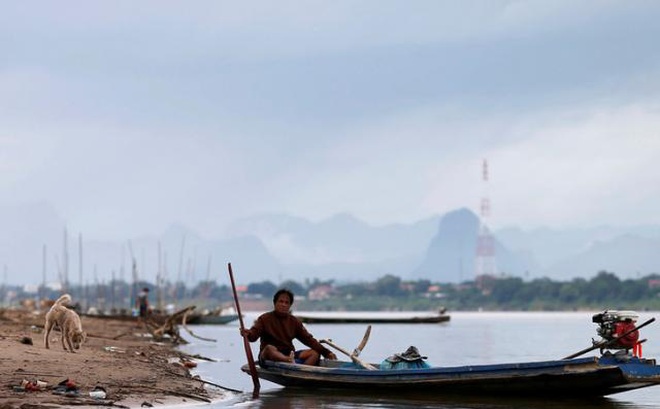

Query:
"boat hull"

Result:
[[296, 314, 450, 324], [186, 313, 239, 325], [242, 356, 660, 397]]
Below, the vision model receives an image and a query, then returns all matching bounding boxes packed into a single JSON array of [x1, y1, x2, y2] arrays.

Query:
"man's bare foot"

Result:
[[288, 351, 295, 363]]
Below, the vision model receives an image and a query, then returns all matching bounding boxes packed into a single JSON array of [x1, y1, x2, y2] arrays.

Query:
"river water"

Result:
[[178, 311, 660, 409]]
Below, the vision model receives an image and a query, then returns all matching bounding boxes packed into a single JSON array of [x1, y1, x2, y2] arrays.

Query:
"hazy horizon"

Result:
[[4, 2, 660, 287]]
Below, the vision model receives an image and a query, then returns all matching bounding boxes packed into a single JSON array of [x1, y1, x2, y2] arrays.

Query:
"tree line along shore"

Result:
[[4, 270, 659, 313]]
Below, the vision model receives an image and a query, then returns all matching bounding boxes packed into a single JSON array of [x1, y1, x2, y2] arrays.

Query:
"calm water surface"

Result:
[[178, 311, 660, 409]]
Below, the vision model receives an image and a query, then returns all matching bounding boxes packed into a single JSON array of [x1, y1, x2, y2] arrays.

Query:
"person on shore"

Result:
[[136, 287, 150, 325], [240, 288, 337, 365]]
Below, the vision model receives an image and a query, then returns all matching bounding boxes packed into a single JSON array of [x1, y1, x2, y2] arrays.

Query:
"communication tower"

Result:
[[475, 159, 496, 280]]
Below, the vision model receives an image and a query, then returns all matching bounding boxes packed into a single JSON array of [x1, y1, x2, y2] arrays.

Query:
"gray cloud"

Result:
[[1, 1, 660, 241]]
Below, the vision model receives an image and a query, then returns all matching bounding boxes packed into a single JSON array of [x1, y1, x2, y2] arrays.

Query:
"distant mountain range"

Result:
[[228, 208, 660, 283], [2, 202, 660, 287]]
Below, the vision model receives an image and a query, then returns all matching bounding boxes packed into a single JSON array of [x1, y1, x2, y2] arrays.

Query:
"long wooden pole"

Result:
[[228, 263, 260, 398], [320, 338, 377, 370]]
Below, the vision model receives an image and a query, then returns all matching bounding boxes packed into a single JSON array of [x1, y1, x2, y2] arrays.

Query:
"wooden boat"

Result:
[[242, 355, 660, 397], [296, 310, 450, 324], [185, 305, 240, 325], [186, 312, 239, 325], [240, 310, 660, 397]]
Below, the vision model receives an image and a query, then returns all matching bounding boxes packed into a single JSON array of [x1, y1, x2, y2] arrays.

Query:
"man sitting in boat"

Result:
[[240, 288, 337, 365]]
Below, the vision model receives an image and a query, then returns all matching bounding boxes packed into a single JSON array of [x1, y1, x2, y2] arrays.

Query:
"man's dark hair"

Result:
[[273, 288, 294, 305]]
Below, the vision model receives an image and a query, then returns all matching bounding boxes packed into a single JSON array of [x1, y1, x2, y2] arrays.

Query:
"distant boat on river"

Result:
[[186, 312, 239, 325], [185, 306, 240, 325], [296, 309, 449, 324]]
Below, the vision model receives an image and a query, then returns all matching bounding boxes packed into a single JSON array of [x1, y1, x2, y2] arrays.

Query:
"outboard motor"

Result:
[[592, 310, 640, 351]]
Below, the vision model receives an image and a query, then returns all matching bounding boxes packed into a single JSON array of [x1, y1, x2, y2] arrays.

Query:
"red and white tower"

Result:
[[475, 159, 496, 280]]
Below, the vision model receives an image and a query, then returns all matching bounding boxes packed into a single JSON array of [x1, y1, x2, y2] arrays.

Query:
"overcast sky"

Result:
[[2, 1, 660, 241]]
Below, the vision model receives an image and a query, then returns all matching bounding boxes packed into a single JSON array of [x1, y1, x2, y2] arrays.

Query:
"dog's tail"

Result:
[[53, 294, 72, 306]]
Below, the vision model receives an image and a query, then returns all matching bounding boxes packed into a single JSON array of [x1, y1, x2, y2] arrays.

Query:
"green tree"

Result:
[[558, 282, 580, 303], [491, 277, 524, 304], [248, 281, 278, 298], [412, 279, 432, 294], [587, 271, 621, 302], [374, 275, 404, 296], [280, 279, 306, 296]]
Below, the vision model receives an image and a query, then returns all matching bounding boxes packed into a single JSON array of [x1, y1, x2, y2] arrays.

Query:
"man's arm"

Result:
[[294, 319, 336, 359], [241, 314, 264, 343]]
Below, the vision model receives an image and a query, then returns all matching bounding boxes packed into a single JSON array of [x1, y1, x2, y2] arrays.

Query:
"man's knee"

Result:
[[298, 349, 320, 365], [260, 345, 277, 359]]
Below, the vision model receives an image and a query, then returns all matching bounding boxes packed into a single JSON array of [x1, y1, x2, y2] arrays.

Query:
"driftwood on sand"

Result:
[[144, 305, 218, 344], [147, 305, 196, 344]]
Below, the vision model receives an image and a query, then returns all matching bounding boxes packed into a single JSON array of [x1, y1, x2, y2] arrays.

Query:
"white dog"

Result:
[[44, 294, 86, 353]]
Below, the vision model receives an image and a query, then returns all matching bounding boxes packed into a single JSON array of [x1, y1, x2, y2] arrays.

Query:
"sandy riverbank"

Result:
[[1, 307, 226, 409]]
